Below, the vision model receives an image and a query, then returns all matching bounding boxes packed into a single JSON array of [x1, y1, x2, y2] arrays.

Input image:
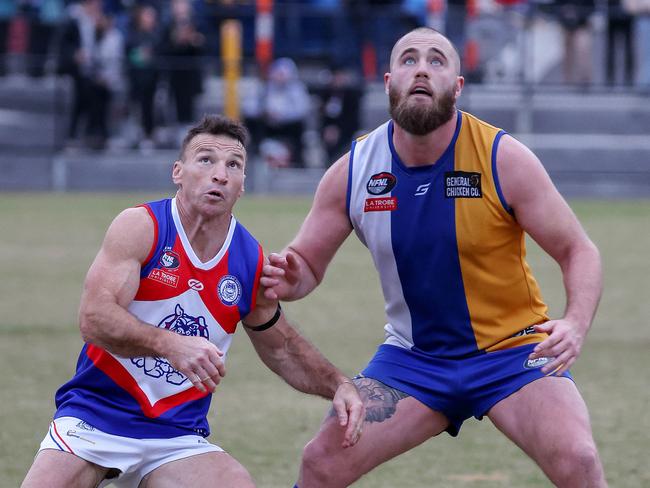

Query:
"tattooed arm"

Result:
[[243, 293, 365, 447]]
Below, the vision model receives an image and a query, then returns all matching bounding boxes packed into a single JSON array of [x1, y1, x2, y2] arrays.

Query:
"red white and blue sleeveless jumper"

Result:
[[54, 198, 264, 438]]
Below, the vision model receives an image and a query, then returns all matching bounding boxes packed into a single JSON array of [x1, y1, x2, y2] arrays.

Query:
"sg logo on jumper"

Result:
[[445, 171, 482, 198], [415, 183, 430, 196]]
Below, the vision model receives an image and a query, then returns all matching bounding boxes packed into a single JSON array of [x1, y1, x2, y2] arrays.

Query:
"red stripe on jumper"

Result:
[[86, 344, 209, 418]]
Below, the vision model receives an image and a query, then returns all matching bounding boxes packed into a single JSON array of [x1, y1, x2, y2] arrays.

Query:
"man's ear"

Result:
[[172, 160, 182, 185], [239, 174, 246, 197], [384, 72, 391, 95], [455, 76, 465, 98]]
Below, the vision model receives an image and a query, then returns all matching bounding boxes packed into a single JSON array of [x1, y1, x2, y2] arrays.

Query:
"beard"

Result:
[[389, 83, 456, 136]]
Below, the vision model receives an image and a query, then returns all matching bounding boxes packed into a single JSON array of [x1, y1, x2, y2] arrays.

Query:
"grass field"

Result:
[[1, 193, 649, 487]]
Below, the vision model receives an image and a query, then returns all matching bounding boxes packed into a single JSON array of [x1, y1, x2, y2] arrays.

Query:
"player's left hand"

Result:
[[332, 380, 365, 448], [529, 318, 586, 375]]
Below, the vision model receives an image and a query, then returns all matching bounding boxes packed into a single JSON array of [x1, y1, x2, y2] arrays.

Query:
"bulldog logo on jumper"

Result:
[[131, 304, 209, 385]]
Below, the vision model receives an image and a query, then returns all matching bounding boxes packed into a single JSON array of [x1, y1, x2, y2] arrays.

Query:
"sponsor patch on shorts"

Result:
[[524, 356, 553, 369]]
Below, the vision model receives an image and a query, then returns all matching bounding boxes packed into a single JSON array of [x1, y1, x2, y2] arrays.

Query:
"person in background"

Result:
[[56, 0, 102, 148], [607, 0, 635, 85], [624, 0, 650, 89], [0, 0, 17, 76], [161, 0, 204, 137], [553, 0, 595, 85], [261, 57, 310, 167], [22, 0, 65, 77], [85, 10, 123, 150], [318, 65, 362, 163], [126, 4, 161, 152]]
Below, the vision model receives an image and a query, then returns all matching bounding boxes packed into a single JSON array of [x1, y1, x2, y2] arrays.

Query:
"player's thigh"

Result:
[[487, 376, 596, 460], [141, 451, 255, 488], [22, 449, 109, 488], [304, 377, 448, 474]]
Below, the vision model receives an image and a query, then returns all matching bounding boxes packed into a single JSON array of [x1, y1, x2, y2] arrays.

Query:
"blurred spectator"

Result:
[[624, 0, 650, 89], [0, 1, 17, 76], [161, 0, 204, 132], [27, 0, 65, 77], [349, 0, 410, 78], [607, 0, 634, 85], [207, 0, 255, 62], [102, 0, 130, 36], [56, 0, 123, 150], [251, 57, 310, 168], [56, 0, 102, 145], [317, 65, 362, 163], [551, 1, 595, 84], [126, 4, 160, 151], [401, 0, 428, 28], [85, 11, 124, 149], [447, 0, 469, 61]]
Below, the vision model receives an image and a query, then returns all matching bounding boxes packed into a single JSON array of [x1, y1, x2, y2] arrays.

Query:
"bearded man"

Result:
[[261, 27, 608, 487]]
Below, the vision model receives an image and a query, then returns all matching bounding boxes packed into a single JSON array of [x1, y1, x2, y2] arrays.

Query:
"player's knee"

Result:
[[568, 442, 602, 476], [553, 441, 602, 483], [301, 439, 329, 479], [225, 462, 256, 488], [301, 437, 340, 484]]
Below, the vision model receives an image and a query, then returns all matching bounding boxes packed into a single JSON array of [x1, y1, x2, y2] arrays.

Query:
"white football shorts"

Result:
[[37, 416, 223, 487]]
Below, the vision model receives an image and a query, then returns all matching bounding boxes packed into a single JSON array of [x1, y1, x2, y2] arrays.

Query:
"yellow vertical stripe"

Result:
[[454, 113, 549, 351]]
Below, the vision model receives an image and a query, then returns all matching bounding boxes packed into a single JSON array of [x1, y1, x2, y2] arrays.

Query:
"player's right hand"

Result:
[[260, 252, 301, 300], [163, 334, 226, 393], [333, 381, 365, 448]]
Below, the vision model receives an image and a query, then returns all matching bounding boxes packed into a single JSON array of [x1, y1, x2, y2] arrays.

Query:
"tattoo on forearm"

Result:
[[329, 377, 409, 424]]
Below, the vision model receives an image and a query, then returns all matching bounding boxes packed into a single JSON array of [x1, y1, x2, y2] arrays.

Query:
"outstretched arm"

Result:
[[242, 293, 365, 448], [78, 207, 225, 392], [261, 153, 354, 300], [497, 135, 602, 375]]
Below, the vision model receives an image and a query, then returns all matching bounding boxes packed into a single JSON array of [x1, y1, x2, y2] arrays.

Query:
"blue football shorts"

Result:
[[361, 343, 573, 436]]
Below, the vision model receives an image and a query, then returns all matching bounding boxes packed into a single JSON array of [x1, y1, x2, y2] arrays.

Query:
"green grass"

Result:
[[1, 194, 649, 487]]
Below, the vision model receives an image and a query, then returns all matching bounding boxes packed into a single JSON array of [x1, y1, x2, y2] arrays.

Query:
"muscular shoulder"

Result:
[[320, 153, 350, 194], [102, 206, 155, 264], [289, 152, 353, 283], [495, 134, 555, 211], [309, 153, 350, 222]]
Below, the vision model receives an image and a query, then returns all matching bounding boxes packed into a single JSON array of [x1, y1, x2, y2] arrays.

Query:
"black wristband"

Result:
[[243, 303, 282, 332]]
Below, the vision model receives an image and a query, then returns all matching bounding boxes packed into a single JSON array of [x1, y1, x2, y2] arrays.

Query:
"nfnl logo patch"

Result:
[[364, 197, 397, 212], [445, 171, 482, 198], [160, 250, 181, 270], [366, 172, 397, 195]]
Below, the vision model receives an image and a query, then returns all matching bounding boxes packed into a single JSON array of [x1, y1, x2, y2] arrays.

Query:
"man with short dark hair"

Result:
[[21, 115, 364, 488]]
